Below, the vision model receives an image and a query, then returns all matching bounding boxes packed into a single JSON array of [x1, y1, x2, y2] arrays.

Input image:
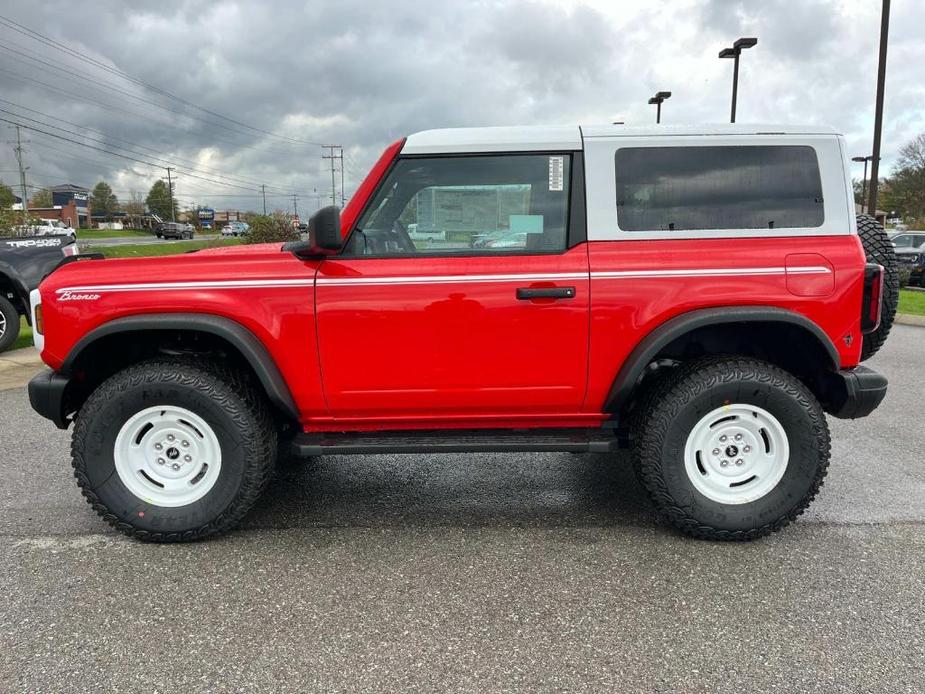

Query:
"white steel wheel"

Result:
[[683, 403, 790, 505], [114, 405, 222, 507]]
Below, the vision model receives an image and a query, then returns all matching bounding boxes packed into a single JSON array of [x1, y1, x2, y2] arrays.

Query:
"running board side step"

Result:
[[290, 428, 620, 456]]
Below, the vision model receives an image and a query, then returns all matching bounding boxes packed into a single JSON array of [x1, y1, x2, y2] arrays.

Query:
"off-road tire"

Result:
[[71, 359, 277, 542], [0, 295, 20, 353], [631, 357, 831, 541], [857, 214, 898, 361]]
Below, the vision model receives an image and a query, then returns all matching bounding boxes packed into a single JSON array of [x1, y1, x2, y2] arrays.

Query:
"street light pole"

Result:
[[648, 91, 671, 124], [852, 156, 875, 214], [719, 37, 758, 123], [868, 0, 890, 218]]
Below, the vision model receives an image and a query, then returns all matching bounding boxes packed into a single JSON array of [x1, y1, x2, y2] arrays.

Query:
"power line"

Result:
[[0, 116, 270, 193], [0, 102, 296, 194], [0, 16, 326, 147], [0, 65, 302, 159]]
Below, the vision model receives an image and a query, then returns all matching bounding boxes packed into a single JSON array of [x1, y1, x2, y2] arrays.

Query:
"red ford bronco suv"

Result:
[[28, 124, 896, 542]]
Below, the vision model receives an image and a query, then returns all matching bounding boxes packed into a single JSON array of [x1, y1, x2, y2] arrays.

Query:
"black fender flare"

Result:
[[61, 313, 299, 420], [604, 306, 841, 413], [0, 264, 31, 313]]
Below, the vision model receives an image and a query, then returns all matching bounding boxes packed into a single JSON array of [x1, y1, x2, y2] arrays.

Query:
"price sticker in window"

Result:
[[548, 156, 564, 192]]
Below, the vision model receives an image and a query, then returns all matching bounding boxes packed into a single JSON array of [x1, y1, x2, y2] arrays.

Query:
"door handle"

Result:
[[516, 286, 576, 300]]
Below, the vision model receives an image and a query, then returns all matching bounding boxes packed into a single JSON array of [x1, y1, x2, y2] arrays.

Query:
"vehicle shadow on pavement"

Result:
[[244, 451, 661, 530]]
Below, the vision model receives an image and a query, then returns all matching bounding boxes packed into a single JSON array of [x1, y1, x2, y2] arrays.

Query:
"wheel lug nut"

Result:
[[743, 445, 751, 453], [712, 448, 720, 456], [720, 459, 729, 467], [719, 435, 727, 442], [167, 434, 175, 441], [171, 463, 181, 471], [735, 434, 743, 441], [181, 440, 190, 448], [735, 459, 744, 466], [184, 455, 192, 462], [157, 458, 165, 465], [154, 442, 163, 451]]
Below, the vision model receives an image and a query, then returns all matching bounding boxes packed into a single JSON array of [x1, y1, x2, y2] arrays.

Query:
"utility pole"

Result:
[[261, 184, 267, 215], [322, 144, 343, 206], [291, 194, 299, 217], [868, 0, 890, 218], [339, 149, 345, 206], [165, 167, 176, 221], [13, 125, 28, 215]]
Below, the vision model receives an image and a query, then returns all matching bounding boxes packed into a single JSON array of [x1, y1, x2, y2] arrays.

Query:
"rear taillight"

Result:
[[861, 263, 884, 334], [62, 243, 80, 257]]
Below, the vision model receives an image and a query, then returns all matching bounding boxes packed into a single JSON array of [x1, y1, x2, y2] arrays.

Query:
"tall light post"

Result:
[[852, 155, 876, 214], [719, 37, 758, 123], [648, 91, 671, 124], [867, 0, 890, 217]]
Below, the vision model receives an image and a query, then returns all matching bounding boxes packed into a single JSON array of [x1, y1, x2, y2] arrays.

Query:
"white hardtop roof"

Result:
[[401, 123, 840, 154]]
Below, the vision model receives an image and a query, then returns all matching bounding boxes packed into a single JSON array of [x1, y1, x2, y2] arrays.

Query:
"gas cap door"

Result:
[[785, 253, 835, 297]]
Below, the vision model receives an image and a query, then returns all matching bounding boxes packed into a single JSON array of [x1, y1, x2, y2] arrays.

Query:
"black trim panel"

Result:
[[823, 365, 888, 419], [604, 306, 841, 412], [28, 370, 70, 429], [61, 313, 299, 420], [291, 428, 618, 456]]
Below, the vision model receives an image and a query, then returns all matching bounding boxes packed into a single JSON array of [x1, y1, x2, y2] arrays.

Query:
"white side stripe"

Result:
[[55, 266, 831, 295], [56, 279, 315, 294], [316, 272, 587, 286], [590, 266, 831, 279]]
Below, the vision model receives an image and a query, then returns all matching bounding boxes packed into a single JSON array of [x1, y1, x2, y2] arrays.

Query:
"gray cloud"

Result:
[[0, 0, 922, 214]]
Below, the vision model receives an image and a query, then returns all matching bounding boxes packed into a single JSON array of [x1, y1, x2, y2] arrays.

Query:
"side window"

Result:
[[346, 154, 571, 255], [892, 235, 913, 248], [614, 145, 825, 232]]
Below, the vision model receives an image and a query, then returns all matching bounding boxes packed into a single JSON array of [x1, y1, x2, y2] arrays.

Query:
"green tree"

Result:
[[30, 188, 53, 207], [244, 213, 299, 244], [146, 179, 177, 220], [0, 180, 15, 209], [883, 133, 925, 221], [90, 180, 119, 218]]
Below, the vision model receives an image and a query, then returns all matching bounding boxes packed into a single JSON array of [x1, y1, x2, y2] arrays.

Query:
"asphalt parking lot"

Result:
[[1, 327, 923, 693]]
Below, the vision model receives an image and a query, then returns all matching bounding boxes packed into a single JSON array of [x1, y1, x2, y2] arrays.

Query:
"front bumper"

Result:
[[28, 370, 71, 429], [825, 366, 888, 419]]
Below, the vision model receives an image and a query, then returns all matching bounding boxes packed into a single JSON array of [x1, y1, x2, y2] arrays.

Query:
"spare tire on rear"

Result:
[[856, 214, 898, 361]]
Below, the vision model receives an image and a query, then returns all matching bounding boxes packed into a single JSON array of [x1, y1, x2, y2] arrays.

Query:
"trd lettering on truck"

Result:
[[27, 124, 897, 542]]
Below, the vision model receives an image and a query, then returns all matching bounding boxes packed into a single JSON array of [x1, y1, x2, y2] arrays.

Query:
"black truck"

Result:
[[0, 234, 79, 352]]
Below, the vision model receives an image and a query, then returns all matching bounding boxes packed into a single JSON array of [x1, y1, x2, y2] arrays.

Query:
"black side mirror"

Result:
[[282, 206, 343, 258], [310, 205, 343, 250]]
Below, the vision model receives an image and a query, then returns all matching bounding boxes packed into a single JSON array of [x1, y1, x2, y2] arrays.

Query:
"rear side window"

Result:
[[614, 145, 824, 232]]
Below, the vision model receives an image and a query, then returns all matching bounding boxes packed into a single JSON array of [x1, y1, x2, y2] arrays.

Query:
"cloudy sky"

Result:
[[0, 0, 922, 215]]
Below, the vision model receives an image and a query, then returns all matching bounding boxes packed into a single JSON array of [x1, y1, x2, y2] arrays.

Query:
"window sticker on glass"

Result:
[[548, 156, 564, 192]]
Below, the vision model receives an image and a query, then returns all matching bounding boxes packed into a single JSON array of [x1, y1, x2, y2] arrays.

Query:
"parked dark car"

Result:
[[156, 222, 194, 240], [897, 249, 925, 287], [891, 231, 925, 251], [0, 234, 79, 352]]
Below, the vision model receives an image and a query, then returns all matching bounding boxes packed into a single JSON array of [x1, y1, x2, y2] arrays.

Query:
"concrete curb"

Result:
[[0, 346, 42, 370], [895, 313, 925, 327], [0, 347, 44, 392]]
